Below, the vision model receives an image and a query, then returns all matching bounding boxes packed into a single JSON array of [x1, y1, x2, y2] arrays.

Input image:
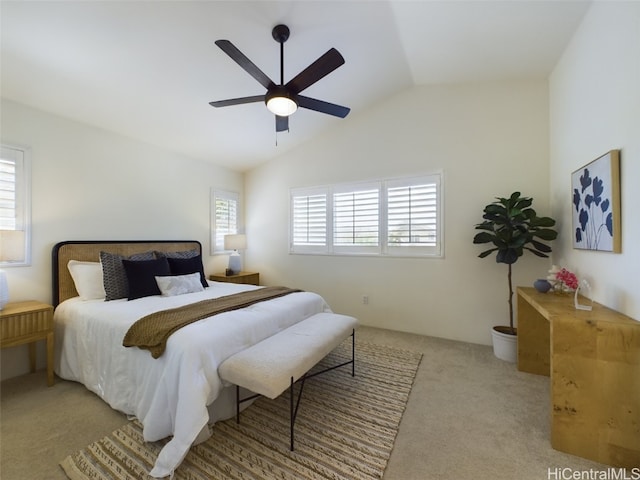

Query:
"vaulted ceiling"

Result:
[[1, 1, 590, 171]]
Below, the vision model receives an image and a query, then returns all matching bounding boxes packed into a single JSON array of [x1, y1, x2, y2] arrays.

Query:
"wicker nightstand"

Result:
[[209, 272, 260, 286], [0, 301, 55, 386]]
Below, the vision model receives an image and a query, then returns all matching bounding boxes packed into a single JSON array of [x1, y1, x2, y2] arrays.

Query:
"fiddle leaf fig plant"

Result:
[[473, 192, 558, 333]]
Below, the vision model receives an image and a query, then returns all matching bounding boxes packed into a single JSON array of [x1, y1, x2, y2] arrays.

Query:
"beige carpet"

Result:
[[59, 341, 422, 480], [1, 326, 610, 480]]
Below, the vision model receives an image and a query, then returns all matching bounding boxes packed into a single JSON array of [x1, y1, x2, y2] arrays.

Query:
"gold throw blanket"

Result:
[[123, 286, 302, 358]]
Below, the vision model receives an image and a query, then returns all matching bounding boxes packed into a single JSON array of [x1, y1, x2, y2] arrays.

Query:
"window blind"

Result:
[[290, 173, 442, 257], [211, 189, 239, 253], [333, 187, 379, 248], [292, 193, 327, 246], [0, 158, 17, 230], [387, 183, 438, 246], [0, 144, 31, 266]]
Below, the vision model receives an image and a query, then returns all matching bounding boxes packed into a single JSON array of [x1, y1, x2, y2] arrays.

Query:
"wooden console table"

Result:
[[517, 287, 639, 468]]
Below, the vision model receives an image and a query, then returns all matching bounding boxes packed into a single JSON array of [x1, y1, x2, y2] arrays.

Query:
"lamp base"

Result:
[[228, 252, 242, 275], [0, 270, 8, 310]]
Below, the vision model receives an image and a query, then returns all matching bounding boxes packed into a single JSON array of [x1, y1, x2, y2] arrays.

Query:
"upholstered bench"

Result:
[[218, 312, 358, 450]]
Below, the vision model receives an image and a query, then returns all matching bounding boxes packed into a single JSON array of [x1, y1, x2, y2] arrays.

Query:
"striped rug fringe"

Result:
[[60, 340, 422, 480]]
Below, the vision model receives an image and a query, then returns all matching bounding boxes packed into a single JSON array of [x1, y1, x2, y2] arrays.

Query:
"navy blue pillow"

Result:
[[167, 255, 208, 288], [122, 257, 171, 300]]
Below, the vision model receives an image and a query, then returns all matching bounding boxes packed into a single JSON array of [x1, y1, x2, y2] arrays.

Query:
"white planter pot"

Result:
[[491, 326, 517, 363]]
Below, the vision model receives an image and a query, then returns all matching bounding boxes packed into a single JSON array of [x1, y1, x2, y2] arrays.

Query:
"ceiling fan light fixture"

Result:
[[211, 24, 349, 130], [265, 89, 298, 117]]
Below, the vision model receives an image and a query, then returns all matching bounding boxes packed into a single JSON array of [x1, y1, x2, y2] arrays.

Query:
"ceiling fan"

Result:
[[209, 24, 350, 133]]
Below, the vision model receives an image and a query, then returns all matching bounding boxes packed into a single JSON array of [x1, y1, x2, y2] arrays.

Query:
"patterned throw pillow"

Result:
[[155, 272, 205, 297], [100, 251, 155, 301], [154, 249, 199, 259]]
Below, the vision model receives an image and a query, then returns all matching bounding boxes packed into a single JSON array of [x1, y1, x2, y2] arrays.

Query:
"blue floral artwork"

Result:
[[571, 150, 621, 252]]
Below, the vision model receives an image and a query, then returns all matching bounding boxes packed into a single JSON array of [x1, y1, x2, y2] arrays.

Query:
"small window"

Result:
[[211, 189, 239, 255], [0, 144, 31, 266]]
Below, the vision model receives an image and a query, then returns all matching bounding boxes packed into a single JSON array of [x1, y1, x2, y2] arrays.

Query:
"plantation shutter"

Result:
[[333, 183, 380, 254], [385, 175, 441, 256], [0, 144, 31, 266], [290, 188, 328, 253], [289, 173, 442, 257], [212, 190, 239, 253], [0, 156, 17, 230]]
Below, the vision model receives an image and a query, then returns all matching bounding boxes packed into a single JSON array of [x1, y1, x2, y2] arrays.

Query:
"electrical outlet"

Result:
[[362, 295, 369, 305]]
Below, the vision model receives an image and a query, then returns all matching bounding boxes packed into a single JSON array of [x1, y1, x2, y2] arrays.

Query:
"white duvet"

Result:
[[54, 281, 330, 478]]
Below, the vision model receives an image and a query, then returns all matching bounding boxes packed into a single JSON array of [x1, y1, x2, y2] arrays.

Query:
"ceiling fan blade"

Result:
[[276, 115, 289, 132], [285, 48, 345, 95], [209, 95, 265, 108], [297, 95, 350, 118], [215, 40, 275, 90]]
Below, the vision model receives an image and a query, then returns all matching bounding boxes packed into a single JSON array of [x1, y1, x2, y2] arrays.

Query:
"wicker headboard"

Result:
[[52, 240, 202, 306]]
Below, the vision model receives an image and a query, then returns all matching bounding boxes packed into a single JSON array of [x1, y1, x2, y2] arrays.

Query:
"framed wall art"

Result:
[[571, 149, 621, 253]]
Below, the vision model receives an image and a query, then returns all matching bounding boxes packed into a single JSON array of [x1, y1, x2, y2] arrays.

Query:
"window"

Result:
[[291, 188, 327, 253], [290, 173, 442, 257], [333, 182, 380, 255], [210, 189, 239, 255], [385, 177, 439, 256], [0, 145, 31, 266]]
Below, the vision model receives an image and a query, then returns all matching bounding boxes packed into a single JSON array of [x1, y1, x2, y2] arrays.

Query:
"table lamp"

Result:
[[0, 230, 25, 309], [224, 234, 246, 275]]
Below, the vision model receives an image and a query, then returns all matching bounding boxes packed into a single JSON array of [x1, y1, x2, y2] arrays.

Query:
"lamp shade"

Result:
[[224, 234, 247, 251], [0, 230, 25, 263]]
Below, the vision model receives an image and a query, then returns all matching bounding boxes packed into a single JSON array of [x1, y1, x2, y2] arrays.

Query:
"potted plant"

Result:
[[473, 192, 558, 362]]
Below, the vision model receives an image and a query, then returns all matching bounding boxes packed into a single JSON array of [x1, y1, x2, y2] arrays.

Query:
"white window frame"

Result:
[[210, 188, 240, 255], [384, 175, 441, 257], [290, 172, 443, 258], [290, 186, 329, 255], [0, 144, 31, 267], [332, 181, 381, 255]]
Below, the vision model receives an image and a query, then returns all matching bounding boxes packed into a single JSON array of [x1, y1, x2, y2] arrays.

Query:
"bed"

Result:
[[52, 240, 331, 478]]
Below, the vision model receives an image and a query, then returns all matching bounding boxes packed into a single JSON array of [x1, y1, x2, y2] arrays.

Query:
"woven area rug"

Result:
[[60, 340, 422, 480]]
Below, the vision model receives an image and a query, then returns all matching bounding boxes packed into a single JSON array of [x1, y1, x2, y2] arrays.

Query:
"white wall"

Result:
[[0, 99, 243, 380], [245, 80, 552, 345], [549, 2, 640, 319]]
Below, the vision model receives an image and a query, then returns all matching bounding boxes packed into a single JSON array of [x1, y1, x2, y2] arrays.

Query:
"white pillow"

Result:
[[155, 272, 205, 297], [67, 260, 106, 300]]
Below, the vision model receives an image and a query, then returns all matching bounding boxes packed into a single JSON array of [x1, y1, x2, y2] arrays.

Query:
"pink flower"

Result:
[[555, 268, 578, 290]]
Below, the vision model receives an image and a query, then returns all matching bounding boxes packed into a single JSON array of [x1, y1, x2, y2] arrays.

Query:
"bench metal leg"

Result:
[[234, 387, 261, 425], [352, 328, 355, 377], [288, 329, 355, 451], [235, 328, 356, 451], [236, 385, 240, 424], [290, 376, 295, 450]]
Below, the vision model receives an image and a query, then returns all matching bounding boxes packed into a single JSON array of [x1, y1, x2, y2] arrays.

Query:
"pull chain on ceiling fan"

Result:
[[209, 24, 350, 133]]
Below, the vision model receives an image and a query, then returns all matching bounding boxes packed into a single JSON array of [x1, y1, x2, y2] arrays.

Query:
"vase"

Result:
[[574, 279, 593, 311], [553, 283, 570, 294], [533, 279, 552, 293]]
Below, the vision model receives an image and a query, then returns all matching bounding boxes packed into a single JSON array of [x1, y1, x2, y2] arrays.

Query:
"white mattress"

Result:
[[54, 281, 331, 477]]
